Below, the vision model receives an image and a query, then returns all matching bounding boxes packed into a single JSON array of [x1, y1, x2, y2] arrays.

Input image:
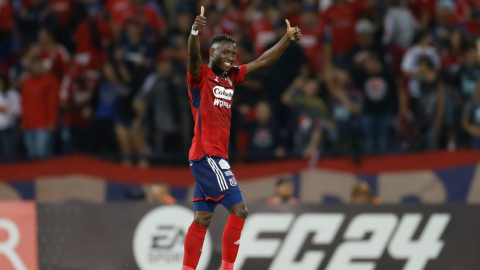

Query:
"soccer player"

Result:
[[182, 6, 302, 270]]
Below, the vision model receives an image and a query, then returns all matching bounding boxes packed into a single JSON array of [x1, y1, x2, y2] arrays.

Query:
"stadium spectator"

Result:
[[168, 11, 194, 37], [412, 56, 446, 150], [116, 17, 154, 86], [73, 6, 114, 70], [451, 44, 480, 146], [282, 78, 329, 158], [92, 62, 127, 154], [2, 0, 480, 163], [0, 76, 21, 159], [406, 0, 436, 29], [383, 0, 418, 75], [433, 0, 469, 48], [134, 52, 184, 154], [34, 27, 70, 82], [322, 0, 361, 68], [199, 5, 234, 49], [49, 0, 74, 28], [325, 68, 363, 157], [383, 0, 418, 49], [107, 0, 166, 39], [0, 0, 14, 33], [283, 0, 303, 27], [453, 45, 480, 106], [267, 177, 299, 206], [247, 3, 279, 57], [0, 0, 15, 76], [21, 56, 59, 159], [245, 101, 285, 162], [401, 29, 441, 105], [114, 17, 154, 168], [462, 78, 480, 149], [104, 0, 130, 29], [59, 64, 99, 154], [347, 19, 388, 71], [263, 19, 309, 129], [351, 181, 379, 204], [442, 31, 468, 149], [17, 0, 60, 43], [352, 54, 399, 154], [9, 45, 37, 90], [297, 4, 324, 74], [150, 181, 176, 204], [441, 29, 468, 76], [465, 3, 480, 37]]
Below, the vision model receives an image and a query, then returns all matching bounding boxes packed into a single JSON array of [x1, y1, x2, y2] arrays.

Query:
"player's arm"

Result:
[[188, 6, 206, 76], [245, 20, 302, 77]]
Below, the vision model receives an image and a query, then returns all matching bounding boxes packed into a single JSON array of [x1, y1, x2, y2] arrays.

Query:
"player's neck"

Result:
[[208, 62, 227, 77]]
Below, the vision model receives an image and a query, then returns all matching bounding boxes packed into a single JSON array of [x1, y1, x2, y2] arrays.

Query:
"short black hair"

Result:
[[211, 34, 236, 47], [276, 177, 293, 187]]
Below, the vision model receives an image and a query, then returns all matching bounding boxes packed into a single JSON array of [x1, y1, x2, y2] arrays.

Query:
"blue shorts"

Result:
[[190, 155, 244, 212]]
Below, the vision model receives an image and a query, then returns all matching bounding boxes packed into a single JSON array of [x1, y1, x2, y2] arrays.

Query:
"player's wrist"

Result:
[[191, 26, 199, 35]]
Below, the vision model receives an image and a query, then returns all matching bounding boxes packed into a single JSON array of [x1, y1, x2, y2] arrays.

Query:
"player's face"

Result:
[[212, 41, 237, 72], [276, 182, 294, 201]]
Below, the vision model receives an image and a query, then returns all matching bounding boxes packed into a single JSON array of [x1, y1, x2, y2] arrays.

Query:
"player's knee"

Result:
[[234, 207, 248, 220], [194, 211, 213, 228]]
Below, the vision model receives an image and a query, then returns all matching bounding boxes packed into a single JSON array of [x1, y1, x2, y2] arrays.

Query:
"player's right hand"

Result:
[[193, 6, 206, 31]]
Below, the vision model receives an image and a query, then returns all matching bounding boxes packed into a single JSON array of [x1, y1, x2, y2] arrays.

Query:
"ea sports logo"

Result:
[[133, 205, 213, 270]]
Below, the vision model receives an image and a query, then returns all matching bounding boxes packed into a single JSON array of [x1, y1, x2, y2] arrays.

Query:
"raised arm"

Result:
[[245, 19, 302, 77], [188, 6, 206, 76]]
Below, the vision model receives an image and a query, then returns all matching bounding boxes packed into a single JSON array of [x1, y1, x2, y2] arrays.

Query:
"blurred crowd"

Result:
[[2, 0, 480, 166], [139, 177, 376, 205]]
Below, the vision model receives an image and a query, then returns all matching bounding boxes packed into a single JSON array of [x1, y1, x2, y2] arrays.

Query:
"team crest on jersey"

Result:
[[229, 178, 237, 186]]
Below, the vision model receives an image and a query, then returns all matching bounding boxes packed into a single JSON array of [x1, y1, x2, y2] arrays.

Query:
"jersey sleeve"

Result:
[[187, 64, 206, 89], [230, 64, 247, 84]]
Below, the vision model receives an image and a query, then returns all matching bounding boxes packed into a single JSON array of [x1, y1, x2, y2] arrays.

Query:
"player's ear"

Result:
[[209, 47, 215, 57]]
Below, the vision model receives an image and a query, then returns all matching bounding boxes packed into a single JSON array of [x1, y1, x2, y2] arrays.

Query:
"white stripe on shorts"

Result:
[[211, 157, 228, 191], [207, 156, 228, 191]]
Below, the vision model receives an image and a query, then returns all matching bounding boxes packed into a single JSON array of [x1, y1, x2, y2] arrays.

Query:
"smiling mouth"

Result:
[[224, 62, 232, 68]]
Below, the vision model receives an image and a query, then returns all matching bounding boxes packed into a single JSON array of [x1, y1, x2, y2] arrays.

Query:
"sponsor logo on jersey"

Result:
[[229, 178, 237, 186], [219, 159, 230, 169], [213, 86, 234, 100], [224, 170, 233, 176], [214, 99, 231, 109]]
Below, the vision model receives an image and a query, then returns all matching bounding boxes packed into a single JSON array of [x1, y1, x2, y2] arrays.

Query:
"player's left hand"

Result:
[[285, 19, 302, 41]]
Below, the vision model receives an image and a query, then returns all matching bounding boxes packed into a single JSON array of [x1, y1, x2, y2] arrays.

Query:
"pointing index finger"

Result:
[[200, 6, 204, 17], [285, 19, 290, 28]]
